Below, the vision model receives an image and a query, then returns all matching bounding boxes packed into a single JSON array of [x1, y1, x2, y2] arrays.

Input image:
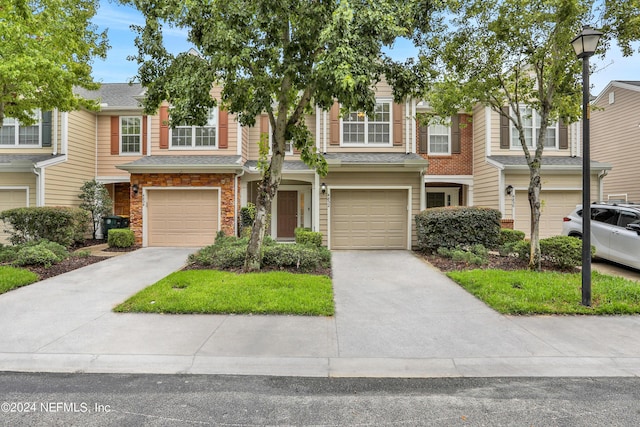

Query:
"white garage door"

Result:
[[0, 189, 28, 244], [330, 189, 408, 249], [515, 190, 581, 238], [147, 189, 218, 247]]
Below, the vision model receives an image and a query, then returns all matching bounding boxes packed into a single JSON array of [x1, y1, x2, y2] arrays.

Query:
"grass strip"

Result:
[[115, 270, 334, 316], [0, 266, 40, 294], [447, 269, 640, 315]]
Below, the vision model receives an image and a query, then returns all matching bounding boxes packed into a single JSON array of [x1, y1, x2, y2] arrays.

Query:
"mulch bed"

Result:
[[184, 263, 332, 277], [24, 256, 107, 281], [421, 252, 579, 274]]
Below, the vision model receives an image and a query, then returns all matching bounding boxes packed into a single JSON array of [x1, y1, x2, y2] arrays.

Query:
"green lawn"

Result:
[[114, 270, 334, 316], [0, 266, 40, 294], [447, 269, 640, 315]]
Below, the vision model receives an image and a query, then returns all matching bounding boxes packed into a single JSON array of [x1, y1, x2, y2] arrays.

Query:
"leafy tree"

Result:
[[0, 0, 109, 124], [79, 179, 113, 239], [395, 0, 639, 270], [122, 0, 410, 270]]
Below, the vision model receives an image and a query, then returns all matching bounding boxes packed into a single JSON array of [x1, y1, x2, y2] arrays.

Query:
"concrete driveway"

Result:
[[1, 249, 640, 377]]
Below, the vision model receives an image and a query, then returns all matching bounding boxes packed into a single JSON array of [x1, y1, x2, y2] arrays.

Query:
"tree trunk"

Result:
[[244, 142, 285, 272], [528, 169, 542, 270]]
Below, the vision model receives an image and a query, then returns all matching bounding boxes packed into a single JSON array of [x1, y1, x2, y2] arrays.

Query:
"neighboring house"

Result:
[[0, 108, 97, 241], [590, 81, 640, 203], [470, 104, 611, 238]]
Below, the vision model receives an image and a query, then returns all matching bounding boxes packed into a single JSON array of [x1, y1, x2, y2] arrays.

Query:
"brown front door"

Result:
[[277, 191, 297, 239]]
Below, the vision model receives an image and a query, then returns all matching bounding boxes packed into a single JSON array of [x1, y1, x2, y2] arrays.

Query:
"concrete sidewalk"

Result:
[[0, 249, 639, 378]]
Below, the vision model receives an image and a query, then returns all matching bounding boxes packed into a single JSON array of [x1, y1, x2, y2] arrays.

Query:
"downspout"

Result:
[[419, 169, 426, 211], [32, 167, 44, 206], [234, 169, 245, 237], [61, 112, 69, 155], [598, 169, 608, 203], [405, 99, 410, 152], [411, 99, 417, 153], [52, 109, 58, 155], [323, 110, 328, 153], [315, 106, 321, 152], [313, 172, 320, 232]]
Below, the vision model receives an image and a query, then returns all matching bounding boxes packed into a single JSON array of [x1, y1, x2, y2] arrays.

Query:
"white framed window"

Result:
[[342, 100, 391, 145], [120, 116, 142, 154], [266, 122, 294, 155], [510, 106, 558, 149], [428, 119, 451, 155], [170, 107, 217, 149], [0, 111, 41, 147]]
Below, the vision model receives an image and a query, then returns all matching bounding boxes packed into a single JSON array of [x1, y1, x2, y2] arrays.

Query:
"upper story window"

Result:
[[342, 101, 391, 145], [428, 120, 451, 155], [120, 116, 142, 154], [0, 111, 41, 147], [510, 106, 558, 149], [171, 107, 217, 149]]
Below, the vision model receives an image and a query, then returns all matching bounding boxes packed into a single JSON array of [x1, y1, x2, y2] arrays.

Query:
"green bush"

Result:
[[0, 206, 90, 247], [262, 244, 331, 272], [189, 237, 331, 272], [415, 206, 501, 253], [0, 245, 17, 263], [540, 235, 586, 269], [294, 228, 323, 247], [498, 228, 526, 256], [107, 228, 135, 248], [437, 244, 489, 265], [13, 240, 69, 268]]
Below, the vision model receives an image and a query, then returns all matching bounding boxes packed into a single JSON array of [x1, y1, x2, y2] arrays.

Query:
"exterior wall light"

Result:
[[321, 183, 327, 194], [132, 184, 139, 195]]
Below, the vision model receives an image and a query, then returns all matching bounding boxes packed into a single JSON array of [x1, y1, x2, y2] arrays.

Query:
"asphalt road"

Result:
[[1, 373, 640, 426]]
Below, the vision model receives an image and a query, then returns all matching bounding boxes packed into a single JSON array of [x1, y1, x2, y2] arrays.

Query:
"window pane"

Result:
[[172, 127, 192, 147], [18, 125, 39, 145], [121, 117, 141, 153], [0, 126, 15, 145], [343, 123, 365, 144], [368, 123, 389, 143], [195, 127, 216, 147], [429, 122, 450, 153], [544, 126, 557, 147], [427, 193, 446, 208]]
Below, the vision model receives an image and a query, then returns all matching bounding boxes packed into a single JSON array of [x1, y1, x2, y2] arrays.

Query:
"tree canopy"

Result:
[[0, 0, 109, 124], [123, 0, 411, 269]]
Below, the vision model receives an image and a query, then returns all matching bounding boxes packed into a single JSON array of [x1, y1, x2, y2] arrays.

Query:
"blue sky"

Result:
[[91, 1, 638, 97]]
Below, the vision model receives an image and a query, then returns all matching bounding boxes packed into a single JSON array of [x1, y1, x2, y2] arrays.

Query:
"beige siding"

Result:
[[591, 85, 640, 202], [472, 105, 500, 209], [45, 109, 97, 206], [319, 171, 422, 248], [245, 113, 317, 162], [96, 112, 142, 178]]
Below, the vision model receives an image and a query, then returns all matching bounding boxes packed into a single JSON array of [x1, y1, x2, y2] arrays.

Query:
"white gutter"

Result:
[[315, 106, 320, 152], [61, 112, 69, 155], [147, 115, 152, 156], [405, 99, 410, 153], [32, 167, 45, 206], [485, 107, 492, 157], [411, 99, 417, 154], [598, 169, 609, 202], [313, 172, 320, 232], [236, 116, 242, 157]]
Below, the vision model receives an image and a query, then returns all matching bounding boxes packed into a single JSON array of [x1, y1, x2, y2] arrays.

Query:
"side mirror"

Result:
[[626, 223, 640, 235]]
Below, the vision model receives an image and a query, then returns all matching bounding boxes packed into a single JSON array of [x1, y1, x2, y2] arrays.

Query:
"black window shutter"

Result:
[[41, 111, 52, 147], [451, 115, 461, 154], [500, 106, 510, 149]]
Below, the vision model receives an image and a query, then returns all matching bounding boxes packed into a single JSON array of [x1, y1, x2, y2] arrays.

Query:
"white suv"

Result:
[[562, 203, 640, 270]]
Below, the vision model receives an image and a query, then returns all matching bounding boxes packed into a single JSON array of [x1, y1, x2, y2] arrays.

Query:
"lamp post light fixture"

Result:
[[571, 25, 603, 307]]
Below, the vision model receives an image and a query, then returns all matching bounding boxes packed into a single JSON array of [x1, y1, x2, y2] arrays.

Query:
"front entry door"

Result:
[[277, 191, 298, 239]]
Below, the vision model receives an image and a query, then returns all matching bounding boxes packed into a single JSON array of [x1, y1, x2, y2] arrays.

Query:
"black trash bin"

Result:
[[103, 215, 128, 239]]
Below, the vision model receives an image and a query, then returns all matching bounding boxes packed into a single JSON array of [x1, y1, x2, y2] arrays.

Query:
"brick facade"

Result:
[[129, 173, 237, 245], [419, 114, 473, 176]]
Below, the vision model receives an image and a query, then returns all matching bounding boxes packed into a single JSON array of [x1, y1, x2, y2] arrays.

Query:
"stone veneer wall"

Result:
[[129, 173, 237, 245]]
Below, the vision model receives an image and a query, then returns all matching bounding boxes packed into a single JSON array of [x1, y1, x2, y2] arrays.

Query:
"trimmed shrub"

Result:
[[294, 227, 323, 247], [415, 206, 501, 253], [13, 241, 68, 268], [107, 228, 135, 248], [498, 228, 526, 256], [540, 235, 585, 269], [262, 244, 331, 272], [0, 245, 17, 263], [0, 206, 90, 247]]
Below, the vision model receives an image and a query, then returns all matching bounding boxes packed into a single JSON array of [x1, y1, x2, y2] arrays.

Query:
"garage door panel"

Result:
[[330, 189, 408, 250], [148, 189, 218, 247], [515, 190, 581, 238]]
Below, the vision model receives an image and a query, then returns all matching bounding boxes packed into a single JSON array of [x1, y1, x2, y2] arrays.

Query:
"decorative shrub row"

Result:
[[189, 235, 330, 272], [437, 244, 489, 266], [415, 206, 501, 252], [0, 207, 90, 248], [294, 227, 323, 247], [107, 228, 135, 248]]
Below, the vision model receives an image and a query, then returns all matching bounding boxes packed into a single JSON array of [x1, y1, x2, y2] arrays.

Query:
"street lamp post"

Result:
[[571, 25, 603, 307]]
